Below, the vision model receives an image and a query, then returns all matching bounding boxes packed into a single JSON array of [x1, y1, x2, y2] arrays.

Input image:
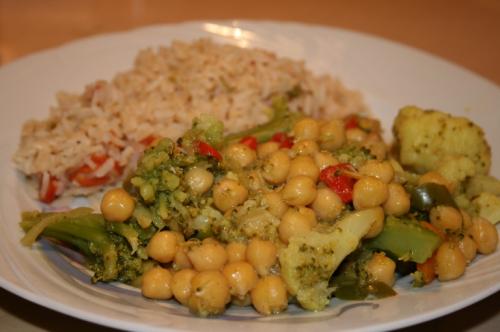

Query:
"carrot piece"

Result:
[[416, 254, 437, 285], [419, 221, 447, 240]]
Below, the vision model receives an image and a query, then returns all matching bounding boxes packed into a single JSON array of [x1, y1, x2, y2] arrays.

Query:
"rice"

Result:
[[13, 38, 367, 198]]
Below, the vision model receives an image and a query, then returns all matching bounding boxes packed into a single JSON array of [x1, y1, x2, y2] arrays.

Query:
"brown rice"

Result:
[[13, 38, 367, 198]]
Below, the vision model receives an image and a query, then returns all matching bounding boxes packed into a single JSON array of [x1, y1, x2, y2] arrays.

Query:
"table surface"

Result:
[[0, 0, 499, 331]]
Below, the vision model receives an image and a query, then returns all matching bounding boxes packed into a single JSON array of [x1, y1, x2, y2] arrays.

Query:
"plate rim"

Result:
[[1, 19, 499, 332]]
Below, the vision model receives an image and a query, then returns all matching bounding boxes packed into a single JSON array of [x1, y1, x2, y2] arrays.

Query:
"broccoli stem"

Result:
[[224, 97, 303, 145], [21, 211, 119, 281]]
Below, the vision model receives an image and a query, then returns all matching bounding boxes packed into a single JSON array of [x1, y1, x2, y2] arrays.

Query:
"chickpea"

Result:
[[257, 141, 280, 159], [187, 240, 228, 271], [365, 252, 396, 286], [246, 239, 277, 276], [383, 183, 410, 216], [352, 176, 389, 210], [224, 143, 257, 169], [263, 191, 288, 218], [319, 119, 345, 151], [188, 270, 230, 316], [262, 150, 290, 184], [311, 187, 344, 222], [141, 267, 173, 300], [297, 206, 317, 227], [469, 217, 498, 254], [359, 160, 394, 184], [345, 128, 367, 143], [251, 276, 288, 315], [364, 207, 385, 239], [458, 235, 477, 264], [146, 231, 178, 263], [419, 171, 453, 193], [287, 155, 320, 182], [293, 117, 320, 141], [100, 188, 135, 222], [223, 261, 258, 299], [173, 246, 193, 270], [313, 151, 339, 170], [212, 179, 248, 212], [429, 206, 463, 234], [281, 175, 317, 206], [184, 168, 214, 195], [292, 139, 320, 156], [435, 241, 466, 281], [226, 242, 247, 263], [172, 269, 197, 305], [279, 208, 313, 244]]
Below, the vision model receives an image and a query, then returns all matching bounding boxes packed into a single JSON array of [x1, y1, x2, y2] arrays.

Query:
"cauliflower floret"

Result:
[[466, 175, 500, 198], [279, 208, 377, 311], [435, 156, 476, 192], [472, 192, 500, 224], [393, 106, 491, 175]]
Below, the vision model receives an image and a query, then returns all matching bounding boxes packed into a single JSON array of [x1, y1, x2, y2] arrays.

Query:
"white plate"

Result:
[[0, 20, 499, 332]]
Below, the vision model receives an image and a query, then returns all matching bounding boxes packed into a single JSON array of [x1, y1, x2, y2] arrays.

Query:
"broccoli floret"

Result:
[[20, 209, 151, 283]]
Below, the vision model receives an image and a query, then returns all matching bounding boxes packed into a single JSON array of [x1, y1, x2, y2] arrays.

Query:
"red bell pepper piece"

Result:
[[319, 163, 356, 203], [271, 132, 294, 148], [39, 174, 58, 203], [239, 136, 258, 150], [68, 153, 114, 187], [344, 115, 359, 129], [139, 135, 158, 147], [72, 174, 110, 187], [196, 141, 222, 161]]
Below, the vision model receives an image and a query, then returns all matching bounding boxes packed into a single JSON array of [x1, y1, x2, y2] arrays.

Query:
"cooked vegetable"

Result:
[[279, 208, 379, 311], [466, 175, 500, 197], [414, 254, 436, 286], [239, 136, 258, 150], [471, 192, 500, 224], [271, 132, 294, 148], [331, 247, 397, 301], [319, 163, 356, 203], [196, 141, 222, 161], [20, 209, 150, 283], [19, 105, 500, 318], [365, 216, 442, 264], [393, 106, 491, 175], [39, 174, 59, 203], [224, 97, 302, 145], [410, 183, 457, 212]]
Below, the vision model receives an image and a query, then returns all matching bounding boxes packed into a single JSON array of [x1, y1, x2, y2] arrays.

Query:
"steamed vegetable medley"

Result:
[[21, 103, 500, 316]]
